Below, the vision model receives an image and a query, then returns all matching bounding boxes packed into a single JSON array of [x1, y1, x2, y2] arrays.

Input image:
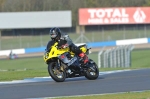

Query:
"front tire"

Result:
[[85, 60, 99, 80], [48, 62, 66, 82]]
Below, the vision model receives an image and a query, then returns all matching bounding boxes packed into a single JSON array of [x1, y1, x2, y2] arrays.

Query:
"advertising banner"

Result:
[[79, 7, 150, 25], [0, 11, 72, 29]]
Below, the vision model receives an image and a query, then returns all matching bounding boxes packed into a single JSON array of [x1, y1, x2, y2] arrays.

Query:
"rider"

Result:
[[47, 27, 88, 64]]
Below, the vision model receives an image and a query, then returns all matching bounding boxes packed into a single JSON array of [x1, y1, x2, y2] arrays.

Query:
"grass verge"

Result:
[[50, 91, 150, 99], [0, 49, 150, 81]]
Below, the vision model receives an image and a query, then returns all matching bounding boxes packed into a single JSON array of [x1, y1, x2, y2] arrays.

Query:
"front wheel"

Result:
[[48, 62, 66, 82], [85, 60, 99, 80]]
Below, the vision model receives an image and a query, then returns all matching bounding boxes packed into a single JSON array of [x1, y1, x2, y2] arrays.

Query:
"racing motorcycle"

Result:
[[43, 41, 99, 82]]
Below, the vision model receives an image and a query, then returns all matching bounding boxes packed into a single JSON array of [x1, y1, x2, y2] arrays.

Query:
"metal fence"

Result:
[[98, 45, 134, 68], [0, 24, 150, 50]]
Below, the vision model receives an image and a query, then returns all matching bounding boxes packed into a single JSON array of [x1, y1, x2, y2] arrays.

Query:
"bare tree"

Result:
[[0, 0, 5, 11]]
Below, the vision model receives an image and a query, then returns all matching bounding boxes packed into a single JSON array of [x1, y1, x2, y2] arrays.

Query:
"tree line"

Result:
[[0, 0, 150, 26]]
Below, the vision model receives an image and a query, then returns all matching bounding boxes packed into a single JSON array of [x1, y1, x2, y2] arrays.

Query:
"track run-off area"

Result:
[[0, 69, 150, 99]]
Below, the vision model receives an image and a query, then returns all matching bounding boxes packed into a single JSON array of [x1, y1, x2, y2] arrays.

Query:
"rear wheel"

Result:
[[85, 60, 99, 80], [48, 62, 66, 82]]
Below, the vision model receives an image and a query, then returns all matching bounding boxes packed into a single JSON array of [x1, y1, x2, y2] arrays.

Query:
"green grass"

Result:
[[51, 91, 150, 99], [0, 70, 49, 81], [0, 49, 150, 81], [1, 29, 150, 50], [0, 57, 49, 81], [131, 49, 150, 68], [0, 57, 46, 70]]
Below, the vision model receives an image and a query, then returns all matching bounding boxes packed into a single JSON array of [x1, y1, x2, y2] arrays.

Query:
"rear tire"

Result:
[[85, 60, 99, 80], [48, 62, 66, 82]]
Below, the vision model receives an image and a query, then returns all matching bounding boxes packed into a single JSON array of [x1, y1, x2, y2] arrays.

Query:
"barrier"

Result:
[[116, 38, 148, 45], [25, 47, 45, 54], [87, 41, 116, 48], [98, 45, 134, 68], [0, 49, 25, 56], [0, 38, 150, 56]]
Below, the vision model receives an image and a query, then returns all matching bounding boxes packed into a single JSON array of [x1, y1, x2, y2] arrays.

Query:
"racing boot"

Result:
[[79, 52, 89, 64]]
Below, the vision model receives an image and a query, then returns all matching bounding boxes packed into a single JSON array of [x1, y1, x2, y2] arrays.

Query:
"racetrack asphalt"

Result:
[[0, 68, 150, 99]]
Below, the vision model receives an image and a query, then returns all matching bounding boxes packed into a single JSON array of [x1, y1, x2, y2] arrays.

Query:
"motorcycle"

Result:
[[43, 42, 99, 82]]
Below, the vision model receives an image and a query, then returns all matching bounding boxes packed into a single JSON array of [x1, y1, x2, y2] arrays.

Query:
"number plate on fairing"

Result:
[[58, 52, 77, 66], [68, 57, 77, 66]]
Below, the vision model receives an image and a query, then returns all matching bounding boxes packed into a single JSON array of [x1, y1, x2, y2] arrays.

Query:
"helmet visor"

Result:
[[51, 34, 57, 38]]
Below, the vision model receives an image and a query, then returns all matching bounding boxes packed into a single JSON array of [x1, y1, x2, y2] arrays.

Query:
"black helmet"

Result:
[[49, 27, 61, 40]]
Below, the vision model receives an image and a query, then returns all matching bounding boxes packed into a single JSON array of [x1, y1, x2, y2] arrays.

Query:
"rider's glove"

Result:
[[61, 44, 68, 49]]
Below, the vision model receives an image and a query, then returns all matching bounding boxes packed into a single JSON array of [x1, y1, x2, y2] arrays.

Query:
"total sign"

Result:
[[79, 7, 150, 25]]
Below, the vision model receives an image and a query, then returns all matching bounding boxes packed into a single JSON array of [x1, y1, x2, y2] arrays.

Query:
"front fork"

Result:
[[57, 59, 66, 72]]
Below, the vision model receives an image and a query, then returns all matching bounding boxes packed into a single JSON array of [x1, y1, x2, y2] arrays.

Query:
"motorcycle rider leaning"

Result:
[[46, 27, 88, 64]]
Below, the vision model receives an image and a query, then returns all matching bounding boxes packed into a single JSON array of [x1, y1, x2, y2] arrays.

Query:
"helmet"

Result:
[[49, 27, 61, 40]]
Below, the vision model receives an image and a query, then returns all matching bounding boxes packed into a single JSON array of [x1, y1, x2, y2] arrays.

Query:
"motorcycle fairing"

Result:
[[58, 52, 77, 66]]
